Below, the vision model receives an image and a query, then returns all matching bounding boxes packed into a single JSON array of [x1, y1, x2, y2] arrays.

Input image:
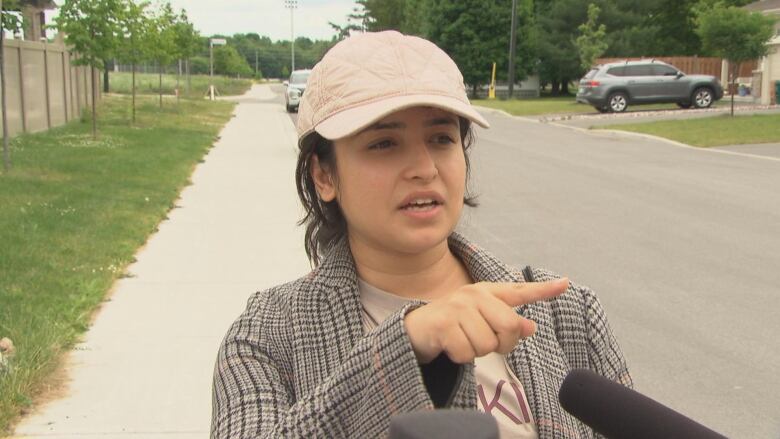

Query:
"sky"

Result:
[[44, 0, 358, 42]]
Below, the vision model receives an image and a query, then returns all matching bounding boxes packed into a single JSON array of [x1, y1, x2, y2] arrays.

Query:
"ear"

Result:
[[310, 154, 337, 202]]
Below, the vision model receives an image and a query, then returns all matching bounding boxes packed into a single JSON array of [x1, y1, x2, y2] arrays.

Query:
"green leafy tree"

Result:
[[599, 0, 658, 58], [2, 0, 22, 171], [172, 9, 199, 95], [116, 0, 150, 123], [402, 0, 430, 35], [357, 0, 406, 31], [55, 0, 124, 139], [424, 0, 536, 98], [695, 3, 776, 115], [535, 0, 588, 95], [145, 2, 177, 108], [575, 3, 608, 71], [214, 44, 252, 77]]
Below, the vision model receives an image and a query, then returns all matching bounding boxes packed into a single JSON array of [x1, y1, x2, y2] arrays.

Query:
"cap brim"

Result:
[[314, 94, 490, 141]]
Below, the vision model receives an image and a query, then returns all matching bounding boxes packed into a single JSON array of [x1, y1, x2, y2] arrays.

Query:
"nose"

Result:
[[402, 141, 438, 182]]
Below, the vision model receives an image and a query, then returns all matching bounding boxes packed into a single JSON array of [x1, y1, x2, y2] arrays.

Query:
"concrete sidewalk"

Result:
[[12, 85, 311, 438]]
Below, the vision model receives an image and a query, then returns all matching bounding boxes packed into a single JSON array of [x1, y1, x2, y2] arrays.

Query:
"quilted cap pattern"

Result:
[[296, 30, 490, 149]]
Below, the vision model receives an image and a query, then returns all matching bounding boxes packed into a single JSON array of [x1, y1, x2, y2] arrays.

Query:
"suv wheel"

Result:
[[692, 87, 714, 109], [608, 92, 628, 113]]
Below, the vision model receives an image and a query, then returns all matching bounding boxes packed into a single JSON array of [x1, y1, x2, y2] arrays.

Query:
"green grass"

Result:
[[108, 71, 252, 99], [0, 95, 235, 434], [595, 113, 780, 147], [473, 96, 681, 116]]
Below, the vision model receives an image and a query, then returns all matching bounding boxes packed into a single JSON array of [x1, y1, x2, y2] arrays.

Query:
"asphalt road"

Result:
[[274, 84, 780, 438]]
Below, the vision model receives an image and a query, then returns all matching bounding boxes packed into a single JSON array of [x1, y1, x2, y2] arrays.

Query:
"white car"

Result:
[[284, 69, 312, 113]]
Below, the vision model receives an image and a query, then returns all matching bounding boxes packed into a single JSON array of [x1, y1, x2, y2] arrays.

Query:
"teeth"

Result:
[[409, 198, 435, 205], [406, 204, 436, 211]]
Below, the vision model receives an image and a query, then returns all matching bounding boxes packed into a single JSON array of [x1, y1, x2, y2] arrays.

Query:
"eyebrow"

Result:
[[356, 116, 458, 136]]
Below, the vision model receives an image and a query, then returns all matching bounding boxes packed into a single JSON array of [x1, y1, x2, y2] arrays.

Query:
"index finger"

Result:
[[488, 278, 569, 308]]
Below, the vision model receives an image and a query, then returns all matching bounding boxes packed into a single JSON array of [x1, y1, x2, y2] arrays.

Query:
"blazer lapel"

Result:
[[450, 232, 582, 438], [291, 237, 364, 398]]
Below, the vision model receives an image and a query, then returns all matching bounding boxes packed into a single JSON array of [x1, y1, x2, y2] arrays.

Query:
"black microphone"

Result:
[[559, 369, 727, 439], [389, 410, 499, 439]]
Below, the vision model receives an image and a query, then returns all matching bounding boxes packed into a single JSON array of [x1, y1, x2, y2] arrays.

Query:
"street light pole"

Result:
[[507, 0, 518, 100], [285, 0, 297, 73], [208, 38, 226, 100]]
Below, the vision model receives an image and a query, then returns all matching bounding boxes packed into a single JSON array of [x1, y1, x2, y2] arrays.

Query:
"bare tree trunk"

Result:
[[730, 62, 740, 117], [551, 80, 561, 96], [1, 0, 11, 172], [186, 58, 191, 94], [91, 65, 97, 140], [103, 59, 109, 93], [158, 61, 162, 108], [132, 62, 136, 124], [176, 58, 180, 105]]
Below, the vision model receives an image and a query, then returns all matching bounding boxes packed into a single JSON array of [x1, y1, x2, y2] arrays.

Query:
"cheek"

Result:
[[338, 163, 394, 209], [442, 151, 467, 193]]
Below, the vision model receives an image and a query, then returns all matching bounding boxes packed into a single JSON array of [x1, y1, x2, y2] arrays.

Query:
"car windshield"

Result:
[[583, 68, 599, 80], [290, 72, 310, 85]]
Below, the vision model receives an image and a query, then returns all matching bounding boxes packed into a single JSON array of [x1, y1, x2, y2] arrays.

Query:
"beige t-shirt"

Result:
[[358, 278, 539, 439]]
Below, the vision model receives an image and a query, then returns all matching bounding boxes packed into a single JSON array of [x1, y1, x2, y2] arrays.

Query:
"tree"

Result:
[[356, 0, 406, 31], [424, 0, 536, 98], [55, 0, 124, 139], [575, 3, 608, 72], [214, 44, 252, 77], [695, 3, 776, 115], [2, 0, 22, 171], [535, 0, 589, 95], [172, 9, 199, 96], [116, 0, 150, 123], [145, 2, 177, 108]]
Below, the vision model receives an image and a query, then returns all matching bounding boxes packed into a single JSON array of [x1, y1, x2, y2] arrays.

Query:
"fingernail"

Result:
[[555, 277, 569, 285]]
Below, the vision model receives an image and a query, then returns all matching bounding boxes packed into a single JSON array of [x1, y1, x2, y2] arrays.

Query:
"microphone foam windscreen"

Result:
[[559, 369, 726, 439]]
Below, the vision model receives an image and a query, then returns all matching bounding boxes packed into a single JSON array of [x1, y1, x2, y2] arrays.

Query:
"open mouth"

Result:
[[400, 200, 442, 211]]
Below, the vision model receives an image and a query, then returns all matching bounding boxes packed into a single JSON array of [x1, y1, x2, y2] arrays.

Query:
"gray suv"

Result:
[[576, 60, 724, 113]]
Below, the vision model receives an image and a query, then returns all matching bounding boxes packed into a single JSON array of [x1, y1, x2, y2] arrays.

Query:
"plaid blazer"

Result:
[[211, 232, 632, 438]]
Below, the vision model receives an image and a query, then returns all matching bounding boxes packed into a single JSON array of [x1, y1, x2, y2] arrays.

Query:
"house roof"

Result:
[[745, 0, 780, 12]]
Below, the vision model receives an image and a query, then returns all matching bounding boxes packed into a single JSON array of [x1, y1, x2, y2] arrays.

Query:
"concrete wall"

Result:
[[1, 38, 101, 138]]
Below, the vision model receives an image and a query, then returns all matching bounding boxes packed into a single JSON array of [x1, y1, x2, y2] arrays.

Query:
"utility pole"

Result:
[[285, 0, 297, 72], [507, 0, 518, 100], [255, 49, 258, 77]]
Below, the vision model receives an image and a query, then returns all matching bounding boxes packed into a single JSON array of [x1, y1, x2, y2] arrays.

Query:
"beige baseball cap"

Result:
[[296, 30, 490, 149]]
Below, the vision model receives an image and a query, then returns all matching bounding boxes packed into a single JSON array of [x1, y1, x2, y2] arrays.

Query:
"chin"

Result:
[[390, 227, 452, 254]]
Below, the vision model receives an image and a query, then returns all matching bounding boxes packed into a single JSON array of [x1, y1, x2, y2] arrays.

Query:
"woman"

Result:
[[211, 30, 632, 439]]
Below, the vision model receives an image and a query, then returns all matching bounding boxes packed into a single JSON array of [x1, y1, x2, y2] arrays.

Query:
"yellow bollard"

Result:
[[488, 62, 496, 99]]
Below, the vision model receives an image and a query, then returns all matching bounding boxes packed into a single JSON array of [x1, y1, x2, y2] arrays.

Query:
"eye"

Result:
[[368, 139, 395, 150], [431, 134, 456, 145]]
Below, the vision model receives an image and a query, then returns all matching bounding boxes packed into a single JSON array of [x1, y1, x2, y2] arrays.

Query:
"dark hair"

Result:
[[295, 116, 479, 267]]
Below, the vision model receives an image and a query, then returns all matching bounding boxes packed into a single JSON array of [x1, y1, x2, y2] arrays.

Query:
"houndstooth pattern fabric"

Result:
[[211, 232, 632, 438]]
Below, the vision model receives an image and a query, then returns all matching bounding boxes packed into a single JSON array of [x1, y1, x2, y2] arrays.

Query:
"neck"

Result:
[[348, 234, 472, 301]]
